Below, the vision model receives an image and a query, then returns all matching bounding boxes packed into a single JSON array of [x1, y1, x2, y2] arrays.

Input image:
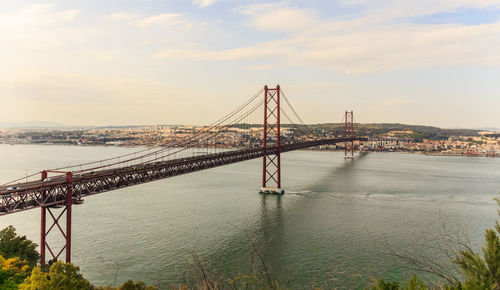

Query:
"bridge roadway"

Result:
[[0, 137, 366, 215]]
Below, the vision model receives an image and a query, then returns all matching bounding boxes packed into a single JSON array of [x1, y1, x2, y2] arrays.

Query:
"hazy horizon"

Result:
[[1, 120, 498, 131]]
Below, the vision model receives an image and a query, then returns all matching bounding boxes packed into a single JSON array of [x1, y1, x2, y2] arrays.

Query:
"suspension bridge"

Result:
[[0, 85, 366, 266]]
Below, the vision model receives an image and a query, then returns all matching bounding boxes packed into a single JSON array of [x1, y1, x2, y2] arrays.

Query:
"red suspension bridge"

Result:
[[0, 85, 366, 266]]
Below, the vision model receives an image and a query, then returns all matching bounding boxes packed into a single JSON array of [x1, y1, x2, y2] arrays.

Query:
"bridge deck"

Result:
[[0, 138, 366, 215]]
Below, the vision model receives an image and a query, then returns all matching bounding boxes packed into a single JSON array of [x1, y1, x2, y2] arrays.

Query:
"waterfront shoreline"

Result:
[[1, 142, 498, 158]]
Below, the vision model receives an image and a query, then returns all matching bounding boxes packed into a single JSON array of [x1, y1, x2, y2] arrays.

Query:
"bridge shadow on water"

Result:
[[303, 151, 369, 195], [256, 194, 285, 256], [196, 194, 287, 283], [198, 152, 371, 286]]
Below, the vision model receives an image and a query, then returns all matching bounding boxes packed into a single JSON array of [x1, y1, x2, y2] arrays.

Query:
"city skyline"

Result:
[[1, 0, 500, 128]]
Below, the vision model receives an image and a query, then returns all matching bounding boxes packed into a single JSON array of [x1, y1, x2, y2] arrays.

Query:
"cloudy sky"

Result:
[[0, 0, 499, 128]]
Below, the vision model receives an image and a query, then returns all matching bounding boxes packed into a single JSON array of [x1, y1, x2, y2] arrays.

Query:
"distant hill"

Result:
[[1, 121, 485, 141], [284, 123, 480, 140], [94, 125, 145, 129], [232, 122, 480, 140], [476, 127, 500, 131]]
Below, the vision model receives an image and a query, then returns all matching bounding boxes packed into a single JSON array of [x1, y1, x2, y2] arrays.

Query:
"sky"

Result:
[[0, 0, 499, 128]]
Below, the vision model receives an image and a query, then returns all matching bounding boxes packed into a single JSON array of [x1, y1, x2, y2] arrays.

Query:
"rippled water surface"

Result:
[[1, 144, 499, 287]]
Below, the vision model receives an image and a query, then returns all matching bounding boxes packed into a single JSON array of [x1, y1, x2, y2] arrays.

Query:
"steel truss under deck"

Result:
[[0, 137, 365, 215]]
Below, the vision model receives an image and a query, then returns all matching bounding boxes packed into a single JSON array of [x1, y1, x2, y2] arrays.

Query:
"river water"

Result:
[[0, 144, 499, 288]]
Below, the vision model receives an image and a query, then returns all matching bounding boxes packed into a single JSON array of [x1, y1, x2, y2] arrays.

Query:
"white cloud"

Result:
[[139, 14, 185, 27], [237, 3, 317, 33], [155, 1, 500, 74], [154, 43, 289, 61], [337, 0, 500, 24], [243, 64, 280, 70], [106, 12, 142, 22], [107, 12, 188, 28], [0, 4, 79, 28], [0, 4, 82, 51], [193, 0, 217, 8]]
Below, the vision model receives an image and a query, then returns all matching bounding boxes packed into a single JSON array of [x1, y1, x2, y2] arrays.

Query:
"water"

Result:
[[1, 144, 499, 288]]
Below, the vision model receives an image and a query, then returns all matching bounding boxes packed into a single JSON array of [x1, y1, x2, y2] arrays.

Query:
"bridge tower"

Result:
[[260, 85, 284, 194], [344, 111, 355, 159], [40, 170, 74, 266]]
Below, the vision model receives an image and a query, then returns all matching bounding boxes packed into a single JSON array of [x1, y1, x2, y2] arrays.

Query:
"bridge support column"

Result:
[[40, 171, 73, 267], [40, 171, 47, 266], [260, 85, 284, 195], [344, 111, 354, 159]]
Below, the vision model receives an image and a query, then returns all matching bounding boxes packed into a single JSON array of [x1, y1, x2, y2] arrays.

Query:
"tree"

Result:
[[117, 280, 158, 290], [1, 256, 30, 275], [452, 197, 500, 289], [20, 261, 93, 290], [95, 280, 158, 290], [0, 226, 39, 266], [0, 254, 31, 289], [18, 266, 50, 290]]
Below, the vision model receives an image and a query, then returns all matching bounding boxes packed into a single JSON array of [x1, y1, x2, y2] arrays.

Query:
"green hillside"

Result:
[[285, 123, 479, 141]]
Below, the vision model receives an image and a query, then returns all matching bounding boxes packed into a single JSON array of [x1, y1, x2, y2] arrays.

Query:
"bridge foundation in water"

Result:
[[259, 187, 285, 195]]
